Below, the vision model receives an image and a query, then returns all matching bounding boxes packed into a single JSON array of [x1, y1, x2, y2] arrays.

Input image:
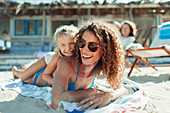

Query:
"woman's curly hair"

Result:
[[74, 20, 125, 90], [120, 20, 136, 37]]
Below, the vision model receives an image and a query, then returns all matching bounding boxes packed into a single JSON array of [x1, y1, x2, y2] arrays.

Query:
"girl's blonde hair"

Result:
[[53, 25, 79, 51]]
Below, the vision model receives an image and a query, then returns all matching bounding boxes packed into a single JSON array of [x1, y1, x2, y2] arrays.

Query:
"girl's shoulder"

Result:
[[57, 57, 79, 76], [58, 56, 78, 68]]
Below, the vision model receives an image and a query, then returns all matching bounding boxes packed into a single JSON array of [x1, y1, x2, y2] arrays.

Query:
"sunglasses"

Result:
[[77, 39, 100, 52]]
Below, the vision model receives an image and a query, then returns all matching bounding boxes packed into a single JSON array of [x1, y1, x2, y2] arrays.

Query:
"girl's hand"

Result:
[[77, 91, 112, 111]]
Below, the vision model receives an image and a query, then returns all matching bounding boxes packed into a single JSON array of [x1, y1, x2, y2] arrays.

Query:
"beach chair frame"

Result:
[[127, 26, 170, 77], [125, 28, 143, 71]]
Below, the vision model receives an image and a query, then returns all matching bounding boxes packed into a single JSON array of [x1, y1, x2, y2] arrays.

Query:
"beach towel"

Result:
[[0, 78, 150, 113]]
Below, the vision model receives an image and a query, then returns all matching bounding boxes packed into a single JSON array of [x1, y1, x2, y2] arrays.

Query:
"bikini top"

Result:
[[68, 63, 97, 91]]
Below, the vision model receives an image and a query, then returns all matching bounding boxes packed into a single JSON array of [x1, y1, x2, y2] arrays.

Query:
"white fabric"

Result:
[[34, 50, 48, 58], [120, 36, 143, 50], [120, 36, 135, 49], [44, 52, 56, 65], [126, 43, 144, 50], [150, 22, 170, 48]]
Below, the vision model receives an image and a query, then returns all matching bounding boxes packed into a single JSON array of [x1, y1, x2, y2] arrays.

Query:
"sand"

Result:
[[0, 67, 170, 113], [125, 67, 170, 113]]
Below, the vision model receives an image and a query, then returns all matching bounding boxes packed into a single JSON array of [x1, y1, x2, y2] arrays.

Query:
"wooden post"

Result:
[[143, 38, 149, 67], [41, 10, 46, 51], [129, 8, 133, 22]]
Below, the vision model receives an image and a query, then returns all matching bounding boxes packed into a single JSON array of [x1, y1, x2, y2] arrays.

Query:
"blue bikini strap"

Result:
[[95, 64, 97, 77], [74, 63, 81, 84], [89, 65, 97, 88], [33, 68, 46, 85], [92, 65, 97, 82]]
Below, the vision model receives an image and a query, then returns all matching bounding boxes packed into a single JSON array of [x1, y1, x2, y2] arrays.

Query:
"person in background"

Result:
[[12, 25, 79, 87], [119, 20, 136, 50], [120, 20, 143, 50]]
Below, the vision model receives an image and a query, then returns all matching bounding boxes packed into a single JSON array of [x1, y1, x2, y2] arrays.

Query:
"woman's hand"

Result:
[[77, 91, 112, 111], [77, 87, 128, 111]]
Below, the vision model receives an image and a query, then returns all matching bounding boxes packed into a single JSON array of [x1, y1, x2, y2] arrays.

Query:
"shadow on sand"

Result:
[[129, 73, 170, 84], [0, 91, 65, 113]]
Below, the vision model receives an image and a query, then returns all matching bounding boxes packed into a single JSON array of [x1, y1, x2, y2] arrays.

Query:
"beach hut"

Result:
[[0, 0, 169, 54], [10, 16, 52, 54]]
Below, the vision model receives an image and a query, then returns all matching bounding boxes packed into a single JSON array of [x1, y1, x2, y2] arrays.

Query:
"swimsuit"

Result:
[[33, 67, 48, 86], [34, 52, 55, 86], [68, 63, 97, 91], [33, 63, 97, 88]]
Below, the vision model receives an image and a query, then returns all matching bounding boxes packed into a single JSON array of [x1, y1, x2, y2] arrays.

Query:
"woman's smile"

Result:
[[79, 30, 102, 65], [82, 54, 92, 59]]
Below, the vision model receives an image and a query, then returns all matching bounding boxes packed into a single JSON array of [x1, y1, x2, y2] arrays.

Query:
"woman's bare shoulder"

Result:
[[56, 57, 78, 78], [58, 56, 77, 68]]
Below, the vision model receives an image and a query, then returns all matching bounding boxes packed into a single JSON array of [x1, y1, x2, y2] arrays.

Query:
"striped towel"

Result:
[[0, 79, 52, 106], [0, 78, 150, 113], [61, 78, 150, 113]]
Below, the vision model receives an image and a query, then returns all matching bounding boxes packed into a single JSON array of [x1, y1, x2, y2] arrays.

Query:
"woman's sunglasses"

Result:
[[77, 39, 100, 52]]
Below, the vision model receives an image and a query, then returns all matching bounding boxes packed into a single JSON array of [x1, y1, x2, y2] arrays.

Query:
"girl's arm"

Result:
[[42, 53, 60, 86]]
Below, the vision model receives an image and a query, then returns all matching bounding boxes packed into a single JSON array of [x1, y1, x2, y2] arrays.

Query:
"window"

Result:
[[15, 20, 46, 36], [16, 21, 24, 35], [27, 21, 35, 35], [37, 21, 42, 34]]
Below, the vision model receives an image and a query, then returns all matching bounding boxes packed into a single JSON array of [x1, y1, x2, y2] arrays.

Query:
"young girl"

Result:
[[12, 25, 79, 87]]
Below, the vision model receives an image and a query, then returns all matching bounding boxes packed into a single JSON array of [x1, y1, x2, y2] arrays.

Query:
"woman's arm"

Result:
[[52, 57, 128, 110], [42, 53, 60, 85], [77, 85, 128, 111], [52, 57, 75, 109]]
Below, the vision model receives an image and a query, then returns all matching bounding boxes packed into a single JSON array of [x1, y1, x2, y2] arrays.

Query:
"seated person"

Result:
[[120, 20, 143, 50]]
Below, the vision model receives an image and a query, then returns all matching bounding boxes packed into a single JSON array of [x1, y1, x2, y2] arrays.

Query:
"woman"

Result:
[[119, 20, 136, 50], [120, 20, 136, 37], [120, 20, 143, 50], [52, 21, 128, 110]]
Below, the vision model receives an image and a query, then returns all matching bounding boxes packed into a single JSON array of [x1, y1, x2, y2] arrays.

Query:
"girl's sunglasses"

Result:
[[77, 39, 100, 52]]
